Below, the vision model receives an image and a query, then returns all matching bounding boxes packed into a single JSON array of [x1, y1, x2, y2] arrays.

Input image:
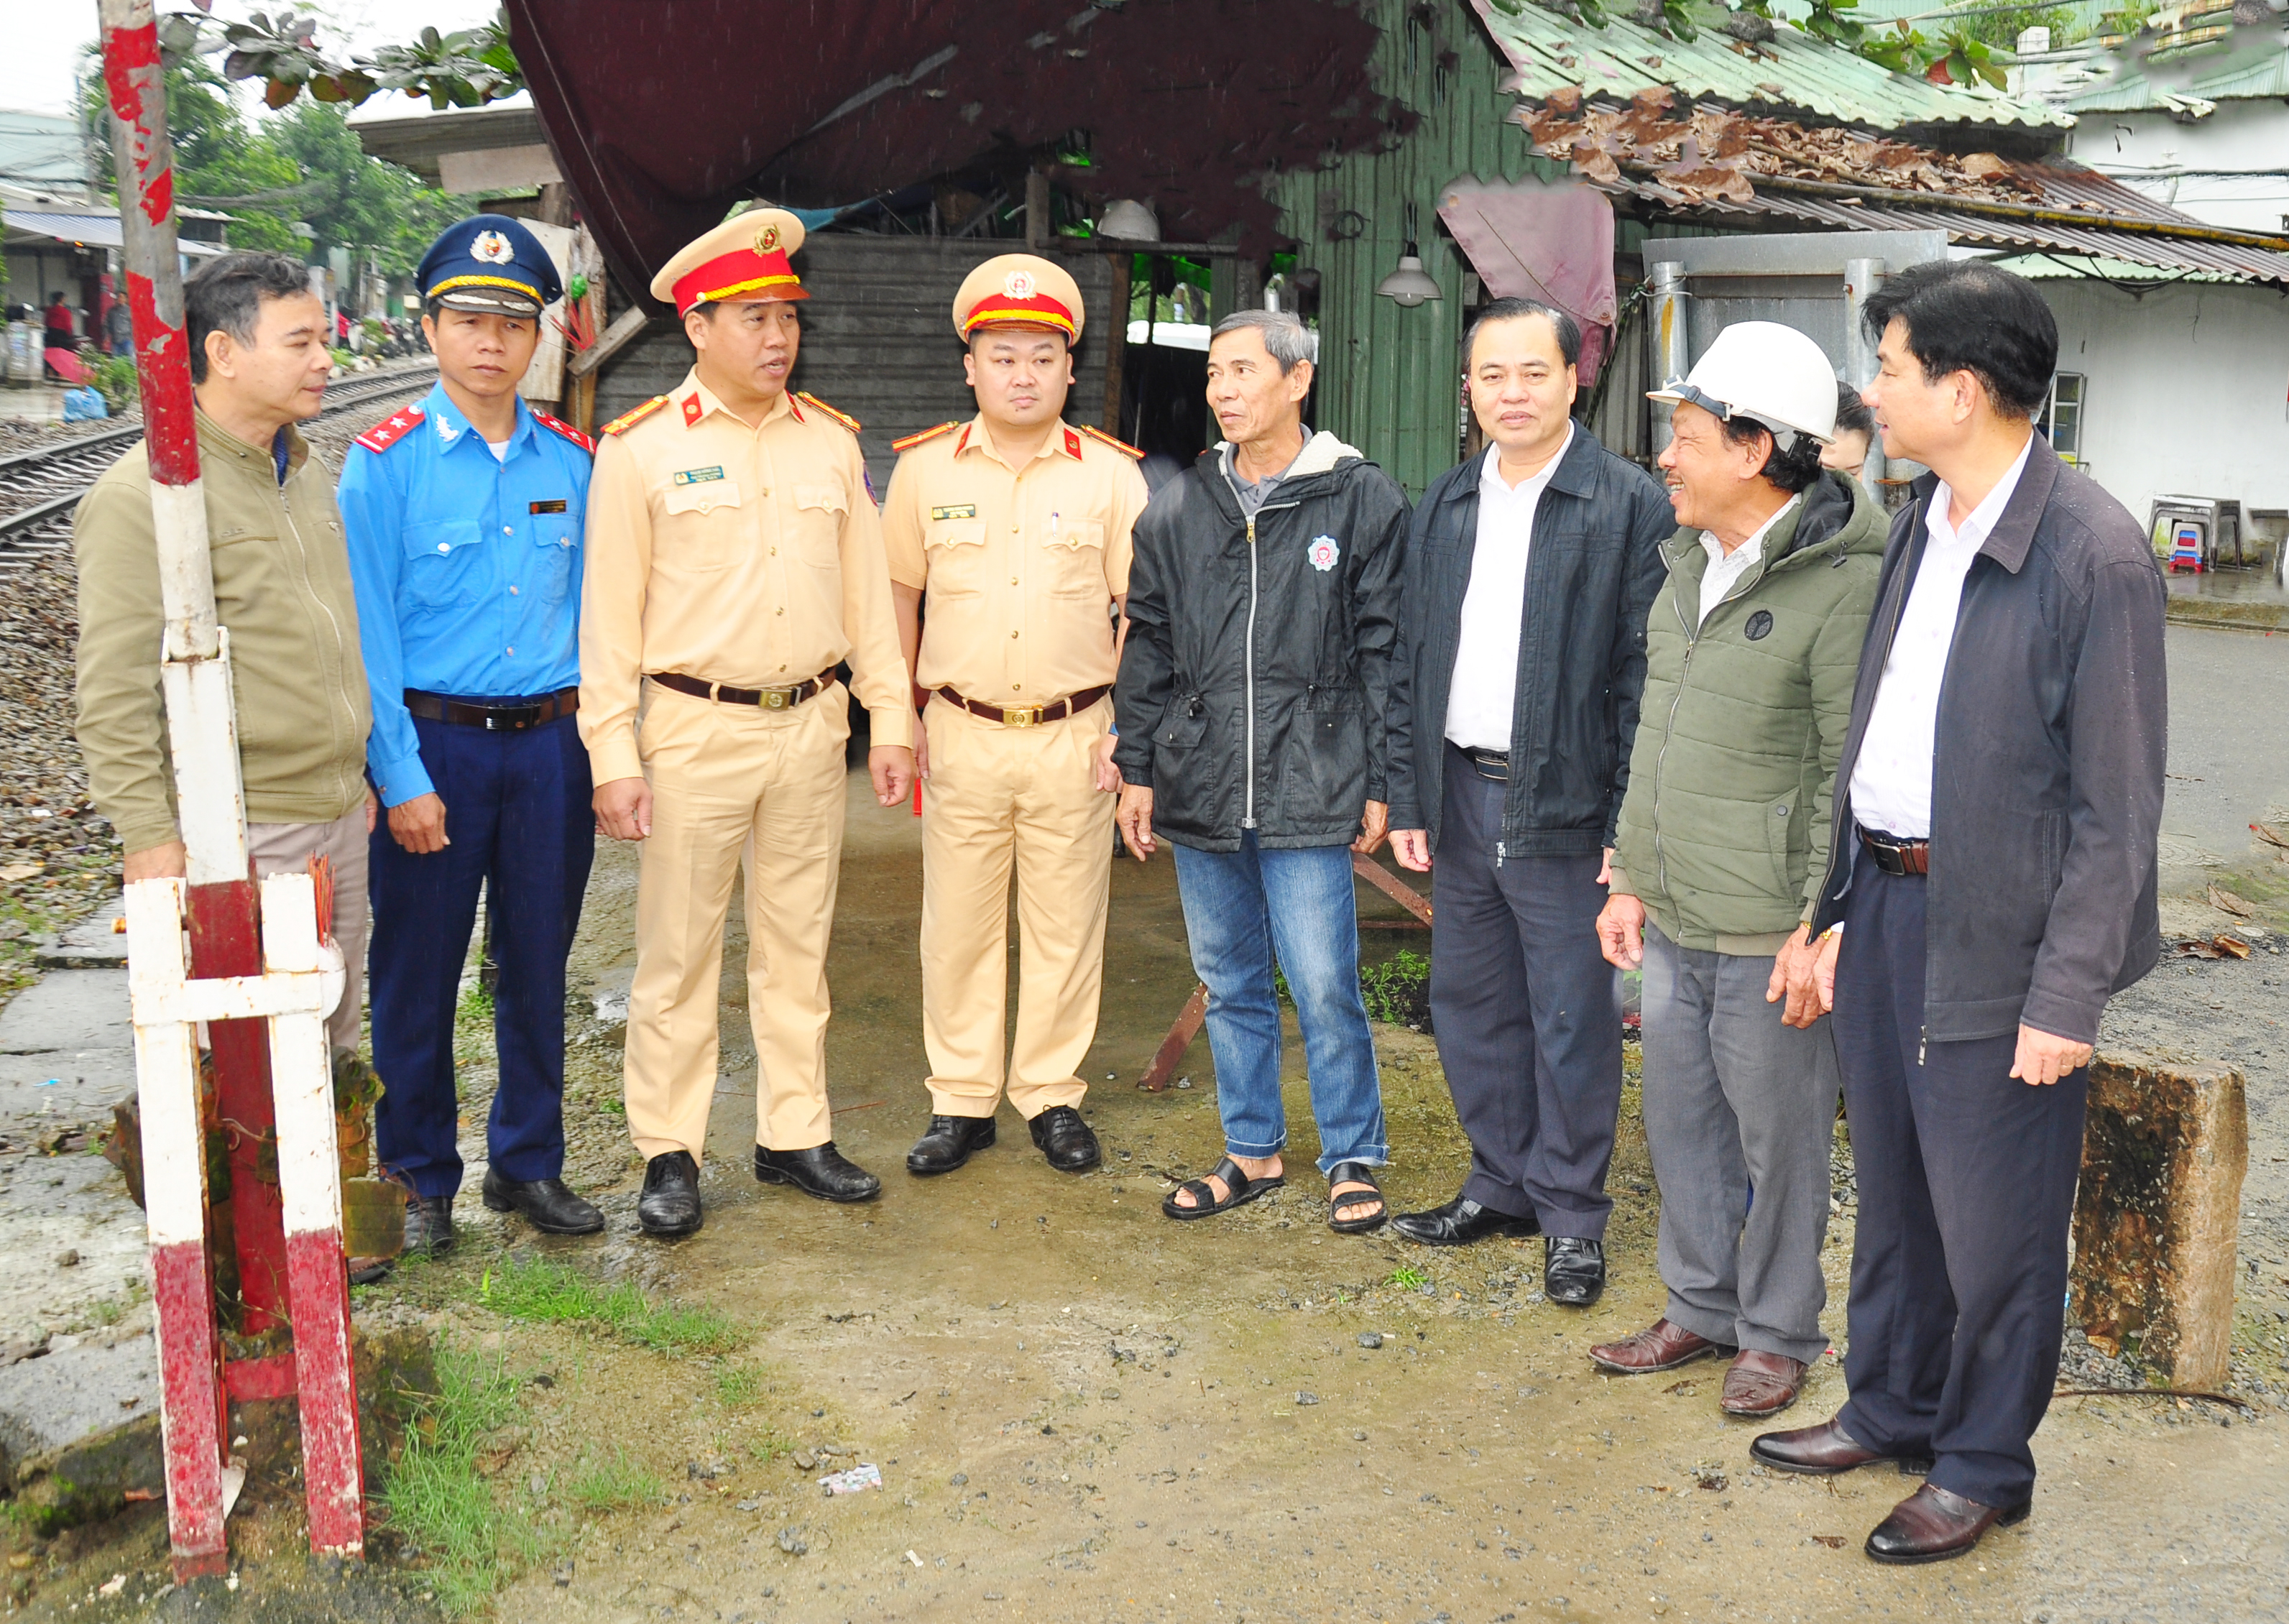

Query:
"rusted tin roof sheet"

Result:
[[1470, 0, 2071, 134]]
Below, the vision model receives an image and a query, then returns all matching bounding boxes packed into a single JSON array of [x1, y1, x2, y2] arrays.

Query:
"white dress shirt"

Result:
[[1445, 428, 1572, 751], [1848, 434, 2035, 838], [1697, 494, 1799, 628]]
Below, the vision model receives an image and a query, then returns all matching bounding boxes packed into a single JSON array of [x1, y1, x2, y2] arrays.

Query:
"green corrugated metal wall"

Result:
[[1265, 1, 1571, 496]]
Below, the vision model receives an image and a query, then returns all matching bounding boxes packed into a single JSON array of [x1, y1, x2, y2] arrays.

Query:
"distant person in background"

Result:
[[1822, 383, 1879, 501], [104, 297, 134, 358], [42, 292, 75, 352]]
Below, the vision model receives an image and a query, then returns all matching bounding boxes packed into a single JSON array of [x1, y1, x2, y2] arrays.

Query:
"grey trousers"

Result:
[[247, 803, 369, 1054], [1639, 922, 1840, 1364]]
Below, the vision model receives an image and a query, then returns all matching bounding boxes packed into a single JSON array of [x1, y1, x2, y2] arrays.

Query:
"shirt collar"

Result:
[[1479, 423, 1572, 496], [423, 380, 533, 458], [1930, 432, 2035, 553], [1700, 493, 1800, 566], [678, 370, 797, 430], [956, 415, 1083, 469]]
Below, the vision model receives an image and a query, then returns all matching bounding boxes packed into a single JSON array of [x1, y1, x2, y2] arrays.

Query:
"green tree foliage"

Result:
[[85, 53, 454, 276]]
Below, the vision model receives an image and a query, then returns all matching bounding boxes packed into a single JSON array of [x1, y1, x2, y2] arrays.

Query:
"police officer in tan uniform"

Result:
[[581, 209, 914, 1237], [884, 254, 1148, 1177]]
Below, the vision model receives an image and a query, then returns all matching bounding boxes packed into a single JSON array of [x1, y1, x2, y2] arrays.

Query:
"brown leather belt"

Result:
[[935, 684, 1110, 728], [1860, 826, 1931, 877], [404, 687, 579, 732], [650, 668, 838, 711]]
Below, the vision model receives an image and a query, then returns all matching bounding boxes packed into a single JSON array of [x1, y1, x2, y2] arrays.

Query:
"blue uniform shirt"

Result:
[[339, 382, 594, 806]]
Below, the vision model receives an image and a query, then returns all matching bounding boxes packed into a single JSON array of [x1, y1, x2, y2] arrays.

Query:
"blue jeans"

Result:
[[1169, 833, 1386, 1173]]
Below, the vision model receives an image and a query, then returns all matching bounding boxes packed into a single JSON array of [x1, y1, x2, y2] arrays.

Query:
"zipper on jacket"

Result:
[[1243, 513, 1259, 828], [1918, 1028, 1927, 1067], [1648, 568, 1699, 904]]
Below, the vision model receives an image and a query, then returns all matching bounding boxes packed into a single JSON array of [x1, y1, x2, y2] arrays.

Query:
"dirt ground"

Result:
[[15, 748, 2287, 1623]]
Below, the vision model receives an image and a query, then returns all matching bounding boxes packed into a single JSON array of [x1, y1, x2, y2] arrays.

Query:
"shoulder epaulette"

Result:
[[530, 409, 595, 453], [600, 395, 670, 437], [354, 405, 425, 454], [1080, 423, 1146, 460], [796, 392, 862, 435], [890, 421, 962, 453]]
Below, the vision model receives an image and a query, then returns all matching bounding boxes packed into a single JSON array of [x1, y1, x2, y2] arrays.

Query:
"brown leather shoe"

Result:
[[1720, 1349, 1809, 1417], [1588, 1319, 1733, 1375], [1749, 1416, 1933, 1477], [1864, 1483, 2030, 1564]]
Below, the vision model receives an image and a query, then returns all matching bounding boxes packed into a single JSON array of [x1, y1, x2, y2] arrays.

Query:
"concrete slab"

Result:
[[0, 1150, 148, 1344], [0, 969, 130, 1056], [0, 1053, 136, 1127], [0, 1334, 157, 1464], [33, 898, 126, 969]]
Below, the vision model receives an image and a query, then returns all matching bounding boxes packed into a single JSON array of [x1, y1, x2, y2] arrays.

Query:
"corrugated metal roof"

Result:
[[1593, 161, 2289, 283], [1989, 252, 2242, 282], [2051, 25, 2289, 111], [1, 209, 229, 255], [1470, 0, 2071, 132]]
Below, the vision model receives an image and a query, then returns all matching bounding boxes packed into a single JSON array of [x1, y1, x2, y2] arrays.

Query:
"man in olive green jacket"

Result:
[[75, 252, 372, 1052], [1588, 322, 1884, 1421]]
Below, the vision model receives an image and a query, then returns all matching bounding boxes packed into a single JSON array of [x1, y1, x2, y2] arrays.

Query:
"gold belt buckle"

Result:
[[1004, 704, 1043, 728], [759, 687, 792, 711]]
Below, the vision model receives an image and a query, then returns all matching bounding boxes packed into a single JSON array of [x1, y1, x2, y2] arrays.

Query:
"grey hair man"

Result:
[[1114, 308, 1409, 1236]]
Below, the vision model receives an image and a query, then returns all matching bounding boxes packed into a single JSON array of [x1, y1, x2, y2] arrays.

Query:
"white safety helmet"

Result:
[[1648, 320, 1838, 449]]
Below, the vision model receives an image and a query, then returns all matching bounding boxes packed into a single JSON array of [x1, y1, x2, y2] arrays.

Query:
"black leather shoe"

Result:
[[755, 1141, 881, 1203], [907, 1114, 997, 1176], [1865, 1484, 2030, 1564], [637, 1150, 703, 1237], [1544, 1236, 1606, 1306], [1028, 1105, 1100, 1173], [482, 1169, 605, 1235], [1389, 1194, 1540, 1247], [403, 1194, 456, 1257]]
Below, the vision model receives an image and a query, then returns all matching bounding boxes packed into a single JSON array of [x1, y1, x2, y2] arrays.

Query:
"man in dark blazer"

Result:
[[1386, 297, 1672, 1305], [1753, 259, 2165, 1564]]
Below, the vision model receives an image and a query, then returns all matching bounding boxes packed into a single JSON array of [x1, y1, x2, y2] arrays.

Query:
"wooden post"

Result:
[[2071, 1051, 2249, 1388], [1026, 168, 1051, 251]]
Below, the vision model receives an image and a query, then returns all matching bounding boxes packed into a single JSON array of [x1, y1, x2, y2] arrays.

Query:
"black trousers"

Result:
[[1426, 746, 1621, 1237], [1832, 863, 2087, 1510]]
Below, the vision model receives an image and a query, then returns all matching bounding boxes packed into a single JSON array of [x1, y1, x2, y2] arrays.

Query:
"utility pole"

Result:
[[96, 0, 366, 1579]]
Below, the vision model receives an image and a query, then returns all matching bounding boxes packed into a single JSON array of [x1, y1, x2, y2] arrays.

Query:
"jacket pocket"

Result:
[[1284, 698, 1366, 823], [1043, 520, 1107, 599], [659, 481, 742, 571], [402, 519, 488, 608], [792, 483, 848, 568], [924, 520, 990, 598], [1765, 797, 1798, 900], [530, 517, 578, 606]]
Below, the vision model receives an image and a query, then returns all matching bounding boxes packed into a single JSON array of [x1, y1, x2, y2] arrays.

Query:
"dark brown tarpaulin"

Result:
[[504, 0, 1400, 292]]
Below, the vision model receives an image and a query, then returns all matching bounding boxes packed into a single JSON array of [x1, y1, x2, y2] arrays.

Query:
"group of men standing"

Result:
[[72, 206, 2162, 1569]]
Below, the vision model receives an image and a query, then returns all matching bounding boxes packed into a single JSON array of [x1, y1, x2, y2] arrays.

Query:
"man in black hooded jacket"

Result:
[[1113, 310, 1409, 1235]]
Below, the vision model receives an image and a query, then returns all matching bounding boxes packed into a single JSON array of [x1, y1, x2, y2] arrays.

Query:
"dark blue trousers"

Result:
[[369, 709, 593, 1199], [1427, 747, 1623, 1237], [1831, 864, 2088, 1510]]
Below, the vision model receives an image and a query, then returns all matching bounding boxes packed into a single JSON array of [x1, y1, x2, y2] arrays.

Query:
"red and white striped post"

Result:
[[98, 0, 364, 1575]]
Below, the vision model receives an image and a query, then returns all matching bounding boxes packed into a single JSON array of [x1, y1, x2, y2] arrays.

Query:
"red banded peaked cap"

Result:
[[652, 208, 811, 317], [953, 254, 1084, 342]]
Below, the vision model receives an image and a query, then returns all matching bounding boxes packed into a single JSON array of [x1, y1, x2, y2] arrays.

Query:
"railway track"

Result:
[[0, 363, 437, 570]]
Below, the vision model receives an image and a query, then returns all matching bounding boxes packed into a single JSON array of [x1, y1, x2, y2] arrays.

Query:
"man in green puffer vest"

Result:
[[1587, 322, 1885, 1422]]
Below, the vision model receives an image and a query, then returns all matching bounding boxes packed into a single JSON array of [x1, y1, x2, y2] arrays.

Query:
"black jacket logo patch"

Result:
[[1745, 609, 1774, 641]]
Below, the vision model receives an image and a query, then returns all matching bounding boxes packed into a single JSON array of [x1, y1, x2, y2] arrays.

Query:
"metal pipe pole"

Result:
[[1648, 261, 1689, 459], [1843, 257, 1891, 492], [95, 0, 231, 1579]]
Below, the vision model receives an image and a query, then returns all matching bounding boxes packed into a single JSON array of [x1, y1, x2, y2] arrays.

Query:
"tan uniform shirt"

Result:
[[579, 371, 908, 784], [882, 417, 1147, 705]]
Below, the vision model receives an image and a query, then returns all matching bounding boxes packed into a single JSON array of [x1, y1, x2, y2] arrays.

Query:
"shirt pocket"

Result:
[[658, 480, 743, 572], [401, 519, 489, 609], [791, 483, 848, 569], [529, 516, 579, 606], [924, 520, 990, 599], [1041, 519, 1107, 599]]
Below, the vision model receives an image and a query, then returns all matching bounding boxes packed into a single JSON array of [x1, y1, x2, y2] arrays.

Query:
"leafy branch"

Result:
[[156, 3, 524, 113]]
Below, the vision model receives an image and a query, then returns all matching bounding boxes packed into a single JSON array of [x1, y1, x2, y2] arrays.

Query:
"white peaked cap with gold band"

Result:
[[952, 254, 1085, 343], [651, 208, 811, 318]]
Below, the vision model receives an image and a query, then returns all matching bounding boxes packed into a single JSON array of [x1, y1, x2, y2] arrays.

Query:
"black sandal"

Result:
[[1326, 1161, 1388, 1235], [1162, 1156, 1284, 1221]]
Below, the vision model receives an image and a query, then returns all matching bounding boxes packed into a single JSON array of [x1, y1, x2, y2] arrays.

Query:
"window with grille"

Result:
[[2046, 373, 2085, 463]]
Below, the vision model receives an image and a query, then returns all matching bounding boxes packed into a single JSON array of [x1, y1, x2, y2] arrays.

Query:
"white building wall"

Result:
[[2061, 100, 2289, 236], [2035, 276, 2289, 532]]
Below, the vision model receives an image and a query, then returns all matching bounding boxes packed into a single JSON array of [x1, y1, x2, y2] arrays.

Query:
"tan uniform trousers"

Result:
[[625, 680, 849, 1160], [920, 694, 1115, 1118]]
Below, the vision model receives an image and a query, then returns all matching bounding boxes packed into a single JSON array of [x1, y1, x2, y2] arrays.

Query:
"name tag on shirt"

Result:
[[931, 504, 978, 520], [528, 499, 568, 515], [673, 466, 726, 486]]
